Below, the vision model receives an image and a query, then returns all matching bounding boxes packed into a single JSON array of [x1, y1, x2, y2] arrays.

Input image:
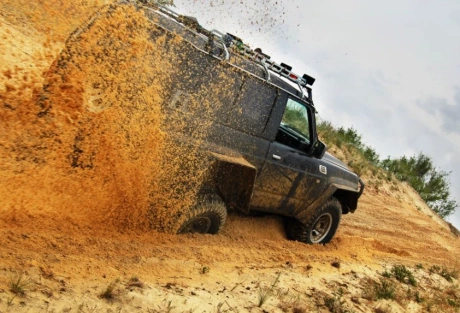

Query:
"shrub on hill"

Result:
[[382, 154, 458, 218], [317, 120, 458, 219]]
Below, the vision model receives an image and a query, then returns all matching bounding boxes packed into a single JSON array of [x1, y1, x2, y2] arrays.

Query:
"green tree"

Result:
[[382, 153, 458, 218], [337, 126, 363, 149], [363, 146, 380, 166], [432, 199, 457, 219]]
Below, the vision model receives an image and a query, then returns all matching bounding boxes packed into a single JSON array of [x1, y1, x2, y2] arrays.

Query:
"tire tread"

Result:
[[177, 196, 227, 234]]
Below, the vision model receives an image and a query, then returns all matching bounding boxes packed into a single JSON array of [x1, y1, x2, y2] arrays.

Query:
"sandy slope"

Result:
[[0, 1, 459, 312]]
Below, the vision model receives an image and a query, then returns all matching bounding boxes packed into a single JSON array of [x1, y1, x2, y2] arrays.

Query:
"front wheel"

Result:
[[177, 196, 227, 234], [285, 197, 342, 244]]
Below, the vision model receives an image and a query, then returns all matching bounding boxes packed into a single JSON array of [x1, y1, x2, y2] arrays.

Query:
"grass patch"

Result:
[[381, 270, 391, 278], [406, 288, 425, 303], [99, 279, 119, 300], [364, 278, 396, 301], [9, 273, 32, 296], [429, 265, 459, 282], [440, 267, 459, 282], [257, 272, 281, 307], [374, 279, 396, 300], [445, 285, 460, 308], [447, 298, 460, 308], [380, 265, 417, 286], [391, 265, 417, 286]]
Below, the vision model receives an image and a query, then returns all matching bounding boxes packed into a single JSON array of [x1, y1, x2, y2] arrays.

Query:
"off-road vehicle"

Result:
[[43, 0, 364, 244]]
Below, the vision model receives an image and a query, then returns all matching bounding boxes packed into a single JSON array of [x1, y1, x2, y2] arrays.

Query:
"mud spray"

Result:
[[0, 0, 226, 233]]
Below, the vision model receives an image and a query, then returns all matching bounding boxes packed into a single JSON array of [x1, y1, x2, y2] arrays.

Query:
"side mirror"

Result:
[[311, 140, 327, 159]]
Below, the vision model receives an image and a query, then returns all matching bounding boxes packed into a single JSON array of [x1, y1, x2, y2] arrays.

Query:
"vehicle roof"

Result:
[[143, 5, 316, 110]]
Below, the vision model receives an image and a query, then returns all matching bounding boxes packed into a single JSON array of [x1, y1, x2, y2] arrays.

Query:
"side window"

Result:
[[276, 98, 312, 150], [228, 78, 277, 135]]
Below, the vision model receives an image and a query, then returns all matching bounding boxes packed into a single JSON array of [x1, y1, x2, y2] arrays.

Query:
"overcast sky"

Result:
[[173, 0, 460, 228]]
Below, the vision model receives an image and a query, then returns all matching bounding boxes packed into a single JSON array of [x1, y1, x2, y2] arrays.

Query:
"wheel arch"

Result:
[[206, 152, 257, 214], [332, 188, 360, 214]]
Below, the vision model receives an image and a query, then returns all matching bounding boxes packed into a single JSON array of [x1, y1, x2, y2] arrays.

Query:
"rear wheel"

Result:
[[285, 197, 342, 244], [177, 196, 227, 234]]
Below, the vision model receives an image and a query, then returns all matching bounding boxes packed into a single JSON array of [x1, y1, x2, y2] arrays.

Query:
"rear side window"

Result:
[[227, 78, 277, 135]]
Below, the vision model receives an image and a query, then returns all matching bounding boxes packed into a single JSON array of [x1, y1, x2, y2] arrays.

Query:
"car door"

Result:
[[250, 98, 326, 214]]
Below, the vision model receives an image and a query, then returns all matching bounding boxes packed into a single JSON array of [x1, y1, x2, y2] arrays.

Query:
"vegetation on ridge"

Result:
[[317, 120, 458, 219]]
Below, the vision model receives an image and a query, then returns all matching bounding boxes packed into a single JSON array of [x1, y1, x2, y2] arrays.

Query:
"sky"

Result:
[[173, 0, 460, 228]]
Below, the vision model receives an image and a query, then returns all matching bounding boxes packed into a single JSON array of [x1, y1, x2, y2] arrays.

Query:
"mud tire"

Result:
[[285, 197, 342, 244], [177, 196, 227, 234]]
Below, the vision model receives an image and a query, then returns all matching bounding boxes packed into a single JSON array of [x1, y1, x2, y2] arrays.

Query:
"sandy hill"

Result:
[[0, 1, 459, 312]]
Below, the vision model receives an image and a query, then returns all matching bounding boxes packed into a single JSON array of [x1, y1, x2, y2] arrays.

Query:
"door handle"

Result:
[[272, 154, 281, 160]]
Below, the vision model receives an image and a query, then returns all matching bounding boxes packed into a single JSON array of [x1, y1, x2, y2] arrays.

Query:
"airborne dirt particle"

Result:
[[0, 1, 223, 234]]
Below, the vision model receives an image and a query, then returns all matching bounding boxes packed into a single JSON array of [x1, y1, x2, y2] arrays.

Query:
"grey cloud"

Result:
[[418, 87, 460, 134]]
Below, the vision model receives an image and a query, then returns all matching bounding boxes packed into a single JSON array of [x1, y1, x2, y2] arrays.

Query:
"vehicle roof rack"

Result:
[[142, 0, 315, 101], [225, 33, 315, 87], [222, 34, 315, 100]]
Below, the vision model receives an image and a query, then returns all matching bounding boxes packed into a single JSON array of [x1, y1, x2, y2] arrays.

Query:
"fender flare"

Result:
[[295, 181, 363, 224], [210, 152, 257, 213]]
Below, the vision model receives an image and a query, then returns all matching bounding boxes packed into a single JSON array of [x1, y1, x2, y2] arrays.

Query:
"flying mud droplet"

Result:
[[0, 1, 234, 234]]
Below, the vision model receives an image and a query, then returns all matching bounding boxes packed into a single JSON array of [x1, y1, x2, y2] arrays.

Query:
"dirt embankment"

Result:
[[0, 1, 459, 312]]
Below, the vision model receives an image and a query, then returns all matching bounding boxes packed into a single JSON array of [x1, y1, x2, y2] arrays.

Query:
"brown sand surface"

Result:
[[1, 1, 459, 312]]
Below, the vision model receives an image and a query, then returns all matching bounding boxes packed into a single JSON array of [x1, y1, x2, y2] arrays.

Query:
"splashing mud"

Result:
[[0, 0, 225, 232]]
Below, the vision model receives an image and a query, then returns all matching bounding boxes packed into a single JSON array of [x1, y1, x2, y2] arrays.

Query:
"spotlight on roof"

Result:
[[302, 74, 315, 86]]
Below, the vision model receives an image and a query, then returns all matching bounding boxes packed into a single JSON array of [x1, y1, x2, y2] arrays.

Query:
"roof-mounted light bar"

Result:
[[225, 34, 315, 89]]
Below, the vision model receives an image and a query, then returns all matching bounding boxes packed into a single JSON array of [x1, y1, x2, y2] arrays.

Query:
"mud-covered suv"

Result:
[[48, 1, 364, 244], [152, 3, 365, 244]]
